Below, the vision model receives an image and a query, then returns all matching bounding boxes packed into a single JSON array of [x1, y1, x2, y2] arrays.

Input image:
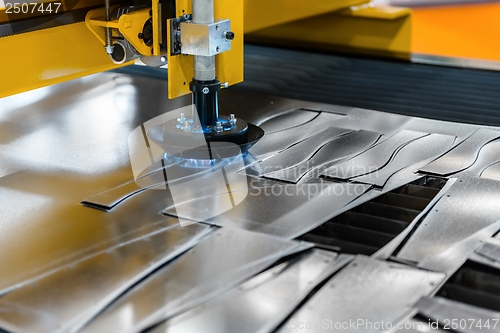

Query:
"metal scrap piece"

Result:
[[0, 223, 213, 333], [264, 130, 381, 183], [454, 140, 500, 178], [246, 126, 354, 177], [78, 228, 309, 333], [481, 161, 500, 182], [259, 109, 320, 134], [416, 297, 500, 333], [418, 220, 500, 276], [374, 178, 455, 260], [82, 157, 239, 211], [398, 177, 500, 264], [469, 238, 500, 271], [149, 251, 353, 333], [352, 133, 456, 187], [419, 128, 500, 176], [248, 112, 345, 157], [476, 241, 500, 264], [163, 181, 371, 239], [322, 130, 428, 180], [278, 256, 445, 333]]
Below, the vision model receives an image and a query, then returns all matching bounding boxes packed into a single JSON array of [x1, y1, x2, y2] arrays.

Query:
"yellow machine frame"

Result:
[[0, 0, 412, 99]]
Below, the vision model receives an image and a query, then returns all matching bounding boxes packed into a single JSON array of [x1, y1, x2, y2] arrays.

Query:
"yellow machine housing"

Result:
[[0, 0, 412, 99]]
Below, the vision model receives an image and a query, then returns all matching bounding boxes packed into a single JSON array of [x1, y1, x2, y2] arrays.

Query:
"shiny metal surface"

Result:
[[352, 133, 456, 187], [246, 126, 353, 177], [418, 220, 500, 276], [258, 109, 319, 134], [248, 112, 346, 157], [454, 140, 500, 178], [264, 130, 381, 183], [419, 129, 500, 176], [481, 162, 500, 181], [2, 69, 500, 333], [416, 297, 500, 333], [163, 181, 371, 239], [398, 177, 500, 264], [180, 19, 232, 57], [278, 256, 445, 333], [322, 130, 428, 180], [374, 178, 456, 260], [469, 238, 500, 270], [475, 239, 500, 265], [150, 251, 353, 333], [0, 223, 212, 333], [79, 227, 308, 333]]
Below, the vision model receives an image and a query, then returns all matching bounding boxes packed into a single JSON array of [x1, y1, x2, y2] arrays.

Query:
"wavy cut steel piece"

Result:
[[78, 227, 309, 333], [278, 256, 444, 333], [149, 250, 353, 333], [352, 133, 456, 187], [453, 140, 500, 178], [264, 130, 381, 184], [419, 128, 500, 176], [248, 112, 346, 157], [481, 162, 500, 182], [258, 109, 320, 134], [246, 126, 354, 177], [0, 223, 213, 333], [398, 177, 500, 264], [321, 130, 429, 180], [82, 156, 240, 211], [163, 181, 371, 239]]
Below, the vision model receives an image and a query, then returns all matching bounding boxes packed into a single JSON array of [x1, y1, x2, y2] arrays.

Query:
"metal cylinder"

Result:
[[192, 0, 215, 81], [194, 56, 215, 81], [192, 0, 214, 24]]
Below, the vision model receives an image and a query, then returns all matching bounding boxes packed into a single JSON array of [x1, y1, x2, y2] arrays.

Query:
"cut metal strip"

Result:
[[416, 297, 500, 333], [476, 241, 500, 264], [81, 157, 237, 210], [259, 109, 320, 134], [454, 140, 500, 178], [322, 130, 429, 180], [398, 177, 500, 264], [481, 161, 500, 182], [374, 178, 455, 260], [469, 238, 500, 271], [248, 112, 346, 157], [78, 227, 308, 333], [419, 128, 500, 176], [246, 126, 354, 177], [352, 133, 456, 187], [278, 256, 445, 333], [264, 130, 381, 184], [0, 223, 213, 333], [418, 220, 500, 277], [163, 181, 371, 239], [149, 251, 354, 333]]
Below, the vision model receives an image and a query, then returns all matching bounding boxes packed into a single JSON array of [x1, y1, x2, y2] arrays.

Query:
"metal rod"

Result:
[[192, 0, 215, 81], [104, 0, 114, 54]]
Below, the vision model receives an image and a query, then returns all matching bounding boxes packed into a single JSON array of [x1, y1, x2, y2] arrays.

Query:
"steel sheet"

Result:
[[278, 256, 444, 333]]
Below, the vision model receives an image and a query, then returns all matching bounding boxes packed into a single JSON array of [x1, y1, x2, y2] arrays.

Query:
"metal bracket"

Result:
[[180, 19, 232, 56], [170, 14, 191, 55]]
